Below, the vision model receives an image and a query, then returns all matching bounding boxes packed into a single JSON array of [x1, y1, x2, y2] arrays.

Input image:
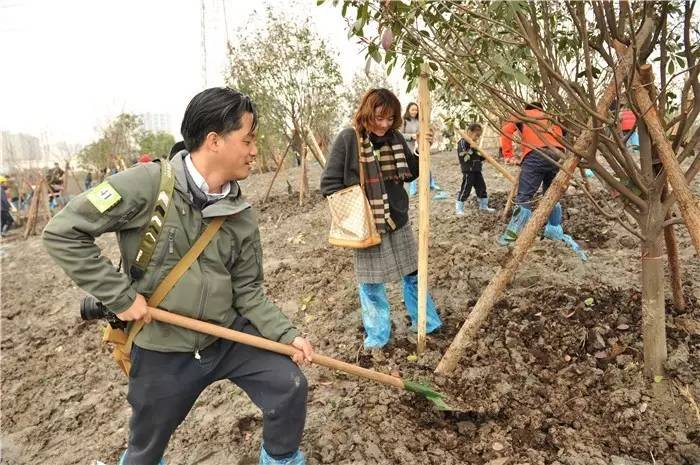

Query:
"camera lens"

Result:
[[80, 295, 107, 321]]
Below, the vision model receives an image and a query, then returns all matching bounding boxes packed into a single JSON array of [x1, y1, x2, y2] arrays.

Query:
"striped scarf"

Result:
[[358, 130, 413, 233]]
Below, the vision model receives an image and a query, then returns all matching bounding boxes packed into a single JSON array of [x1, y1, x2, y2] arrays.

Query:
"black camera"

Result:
[[80, 295, 127, 330]]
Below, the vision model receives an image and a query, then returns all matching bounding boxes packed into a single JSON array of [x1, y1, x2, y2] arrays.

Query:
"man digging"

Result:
[[43, 87, 313, 465]]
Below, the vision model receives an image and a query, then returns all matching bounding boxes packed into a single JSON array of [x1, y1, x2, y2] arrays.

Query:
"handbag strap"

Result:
[[354, 130, 366, 189], [354, 129, 378, 236], [124, 216, 226, 353]]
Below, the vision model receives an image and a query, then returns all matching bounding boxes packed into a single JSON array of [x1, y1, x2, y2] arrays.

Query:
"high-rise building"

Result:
[[140, 113, 172, 134]]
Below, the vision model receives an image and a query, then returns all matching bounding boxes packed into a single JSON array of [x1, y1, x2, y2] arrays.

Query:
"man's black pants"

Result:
[[515, 149, 560, 206], [123, 319, 307, 465]]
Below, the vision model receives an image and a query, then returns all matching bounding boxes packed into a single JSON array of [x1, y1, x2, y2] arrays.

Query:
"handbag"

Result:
[[326, 131, 382, 249]]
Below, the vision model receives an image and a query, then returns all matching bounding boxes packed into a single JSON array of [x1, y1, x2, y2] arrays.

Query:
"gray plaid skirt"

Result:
[[354, 223, 418, 283]]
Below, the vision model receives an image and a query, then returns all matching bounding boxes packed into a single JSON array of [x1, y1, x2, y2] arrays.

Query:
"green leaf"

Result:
[[654, 375, 664, 383], [407, 354, 418, 362], [584, 297, 595, 306], [368, 43, 382, 63], [513, 70, 529, 85]]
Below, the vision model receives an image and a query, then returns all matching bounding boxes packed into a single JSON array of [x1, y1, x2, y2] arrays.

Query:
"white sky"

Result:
[[0, 0, 396, 146]]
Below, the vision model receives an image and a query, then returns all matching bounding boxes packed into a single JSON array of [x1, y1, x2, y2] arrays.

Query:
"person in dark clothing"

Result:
[[1, 176, 14, 235], [320, 88, 442, 349], [455, 123, 494, 214], [498, 102, 587, 260]]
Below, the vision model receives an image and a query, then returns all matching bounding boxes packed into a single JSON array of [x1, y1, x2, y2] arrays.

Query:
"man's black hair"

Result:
[[525, 101, 543, 111], [180, 87, 258, 153], [467, 123, 482, 132]]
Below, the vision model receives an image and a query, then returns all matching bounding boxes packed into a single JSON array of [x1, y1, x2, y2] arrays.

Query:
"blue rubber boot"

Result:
[[358, 283, 392, 348], [118, 451, 165, 465], [402, 274, 443, 333], [429, 174, 441, 191], [260, 447, 305, 465], [498, 205, 532, 245], [477, 197, 495, 213], [455, 200, 465, 215]]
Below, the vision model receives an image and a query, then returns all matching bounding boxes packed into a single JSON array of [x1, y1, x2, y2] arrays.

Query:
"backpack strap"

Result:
[[124, 216, 227, 354], [129, 160, 175, 280]]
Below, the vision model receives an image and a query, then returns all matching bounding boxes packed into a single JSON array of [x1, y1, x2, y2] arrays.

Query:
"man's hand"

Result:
[[290, 336, 314, 365], [116, 293, 152, 323]]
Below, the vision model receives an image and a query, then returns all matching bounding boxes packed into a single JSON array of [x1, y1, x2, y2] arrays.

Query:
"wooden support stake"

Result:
[[23, 179, 51, 239], [435, 28, 649, 374], [665, 214, 686, 311], [501, 168, 520, 222], [299, 147, 309, 206], [417, 63, 431, 355], [262, 144, 292, 204], [303, 125, 327, 168], [458, 130, 516, 184]]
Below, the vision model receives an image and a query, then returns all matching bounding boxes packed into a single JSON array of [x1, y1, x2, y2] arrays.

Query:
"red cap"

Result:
[[138, 154, 153, 163]]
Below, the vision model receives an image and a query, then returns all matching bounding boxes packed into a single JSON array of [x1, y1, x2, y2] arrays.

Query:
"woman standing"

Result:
[[320, 89, 442, 349], [402, 102, 448, 199]]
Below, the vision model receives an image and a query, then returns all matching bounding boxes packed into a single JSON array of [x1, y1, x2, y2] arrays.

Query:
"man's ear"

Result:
[[203, 131, 220, 152]]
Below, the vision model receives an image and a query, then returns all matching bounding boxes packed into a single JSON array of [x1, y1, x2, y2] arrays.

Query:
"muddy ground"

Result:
[[1, 153, 699, 465]]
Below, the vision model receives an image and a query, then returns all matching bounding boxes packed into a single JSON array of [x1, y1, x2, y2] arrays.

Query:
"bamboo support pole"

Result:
[[417, 63, 431, 355]]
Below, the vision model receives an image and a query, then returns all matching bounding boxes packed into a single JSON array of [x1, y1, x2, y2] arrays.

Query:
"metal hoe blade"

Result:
[[403, 379, 454, 411]]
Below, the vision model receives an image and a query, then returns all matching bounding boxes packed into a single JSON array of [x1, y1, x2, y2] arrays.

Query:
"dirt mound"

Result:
[[2, 154, 698, 464]]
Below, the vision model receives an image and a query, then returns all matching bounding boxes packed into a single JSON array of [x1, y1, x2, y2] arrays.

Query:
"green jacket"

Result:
[[43, 153, 299, 353]]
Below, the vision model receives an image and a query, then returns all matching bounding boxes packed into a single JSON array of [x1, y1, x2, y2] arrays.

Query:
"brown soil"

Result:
[[2, 153, 699, 465]]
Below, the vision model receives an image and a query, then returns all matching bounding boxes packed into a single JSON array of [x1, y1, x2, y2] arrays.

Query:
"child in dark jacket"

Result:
[[456, 123, 494, 214]]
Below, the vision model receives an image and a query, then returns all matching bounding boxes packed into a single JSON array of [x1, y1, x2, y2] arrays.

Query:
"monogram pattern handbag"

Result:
[[326, 131, 382, 249]]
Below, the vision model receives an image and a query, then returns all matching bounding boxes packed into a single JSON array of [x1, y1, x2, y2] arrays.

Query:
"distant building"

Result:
[[0, 131, 81, 172], [140, 113, 172, 134]]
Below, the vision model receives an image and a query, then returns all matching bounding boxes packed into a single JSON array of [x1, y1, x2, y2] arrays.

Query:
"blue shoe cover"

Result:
[[433, 190, 449, 200], [118, 451, 165, 465], [543, 224, 588, 261], [359, 283, 391, 348], [260, 447, 305, 465], [498, 205, 532, 245], [402, 274, 443, 333]]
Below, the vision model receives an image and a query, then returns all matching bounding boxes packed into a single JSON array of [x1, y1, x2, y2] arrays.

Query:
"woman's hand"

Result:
[[290, 336, 314, 365], [416, 128, 434, 146]]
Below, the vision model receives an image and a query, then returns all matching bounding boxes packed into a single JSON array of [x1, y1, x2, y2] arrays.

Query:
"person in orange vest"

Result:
[[619, 105, 640, 153], [498, 102, 586, 260]]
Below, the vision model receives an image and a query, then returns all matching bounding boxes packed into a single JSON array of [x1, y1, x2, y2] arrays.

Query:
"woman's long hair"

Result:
[[403, 102, 419, 125]]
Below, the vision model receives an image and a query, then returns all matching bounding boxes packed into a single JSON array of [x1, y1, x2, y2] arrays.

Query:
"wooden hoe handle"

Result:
[[148, 307, 405, 390]]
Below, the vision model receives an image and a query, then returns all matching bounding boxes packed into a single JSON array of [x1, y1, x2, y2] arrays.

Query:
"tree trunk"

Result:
[[641, 230, 667, 379], [638, 117, 668, 379]]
